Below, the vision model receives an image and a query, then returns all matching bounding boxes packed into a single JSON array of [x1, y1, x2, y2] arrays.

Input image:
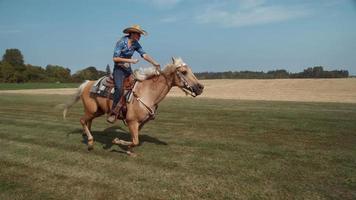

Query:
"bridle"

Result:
[[130, 64, 197, 122], [176, 67, 197, 97]]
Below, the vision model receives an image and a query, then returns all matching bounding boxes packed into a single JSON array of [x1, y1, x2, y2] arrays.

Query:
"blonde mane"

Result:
[[162, 57, 186, 74], [133, 57, 186, 81], [133, 66, 159, 81]]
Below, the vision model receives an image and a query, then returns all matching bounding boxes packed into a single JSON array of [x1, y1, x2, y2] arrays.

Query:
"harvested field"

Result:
[[1, 78, 356, 103], [170, 78, 356, 103]]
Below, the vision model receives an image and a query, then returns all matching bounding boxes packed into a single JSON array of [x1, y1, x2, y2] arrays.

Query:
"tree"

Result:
[[72, 66, 106, 82], [0, 61, 2, 81], [45, 64, 71, 82], [24, 64, 47, 82], [267, 69, 289, 78], [312, 66, 323, 78], [0, 61, 16, 82], [106, 64, 111, 75], [2, 48, 25, 71]]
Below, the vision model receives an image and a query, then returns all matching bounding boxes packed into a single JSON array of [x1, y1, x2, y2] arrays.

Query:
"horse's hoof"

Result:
[[112, 138, 120, 145], [88, 145, 94, 151], [88, 139, 94, 151], [127, 151, 137, 157]]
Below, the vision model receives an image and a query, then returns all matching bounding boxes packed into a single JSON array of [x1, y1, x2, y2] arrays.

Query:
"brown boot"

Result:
[[106, 113, 117, 123], [107, 102, 122, 123]]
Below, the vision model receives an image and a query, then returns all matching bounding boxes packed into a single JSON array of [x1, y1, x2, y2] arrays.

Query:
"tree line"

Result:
[[195, 67, 349, 79], [0, 49, 108, 83], [0, 48, 350, 83]]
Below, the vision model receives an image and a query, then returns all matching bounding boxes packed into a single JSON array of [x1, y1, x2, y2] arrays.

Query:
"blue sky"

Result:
[[0, 0, 355, 74]]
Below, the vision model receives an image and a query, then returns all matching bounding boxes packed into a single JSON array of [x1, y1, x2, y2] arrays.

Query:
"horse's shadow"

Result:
[[69, 126, 167, 152]]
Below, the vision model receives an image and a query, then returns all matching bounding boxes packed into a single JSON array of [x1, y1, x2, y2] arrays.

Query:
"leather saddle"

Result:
[[90, 75, 136, 119]]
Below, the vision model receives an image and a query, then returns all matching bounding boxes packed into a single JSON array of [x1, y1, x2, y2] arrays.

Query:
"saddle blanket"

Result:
[[89, 66, 158, 101], [89, 76, 136, 103], [90, 76, 115, 99]]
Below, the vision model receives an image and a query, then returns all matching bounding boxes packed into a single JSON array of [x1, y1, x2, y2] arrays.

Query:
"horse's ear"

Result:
[[172, 57, 176, 64]]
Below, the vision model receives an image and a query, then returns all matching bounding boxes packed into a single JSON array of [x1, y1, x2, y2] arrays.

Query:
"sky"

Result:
[[0, 0, 355, 74]]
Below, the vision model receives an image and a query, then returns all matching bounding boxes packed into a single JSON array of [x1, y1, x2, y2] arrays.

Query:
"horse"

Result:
[[63, 57, 204, 156]]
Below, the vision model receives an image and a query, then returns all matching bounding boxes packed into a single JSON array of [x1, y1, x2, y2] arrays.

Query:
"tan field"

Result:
[[170, 78, 356, 103], [1, 78, 356, 103]]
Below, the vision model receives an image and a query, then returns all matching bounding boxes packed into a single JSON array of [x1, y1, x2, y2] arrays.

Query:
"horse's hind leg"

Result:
[[80, 113, 95, 150], [87, 119, 93, 132], [80, 118, 92, 136]]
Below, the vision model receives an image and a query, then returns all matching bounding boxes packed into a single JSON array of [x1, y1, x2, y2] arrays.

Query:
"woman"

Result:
[[107, 24, 160, 123]]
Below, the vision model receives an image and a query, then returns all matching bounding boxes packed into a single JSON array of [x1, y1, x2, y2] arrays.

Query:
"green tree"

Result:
[[312, 66, 324, 78], [46, 64, 71, 82], [72, 66, 106, 82], [267, 69, 289, 78], [24, 64, 47, 82], [1, 61, 16, 82], [106, 64, 111, 75], [0, 61, 2, 81], [2, 48, 25, 71]]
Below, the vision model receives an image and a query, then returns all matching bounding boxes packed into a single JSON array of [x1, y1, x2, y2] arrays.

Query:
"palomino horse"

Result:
[[63, 57, 204, 155]]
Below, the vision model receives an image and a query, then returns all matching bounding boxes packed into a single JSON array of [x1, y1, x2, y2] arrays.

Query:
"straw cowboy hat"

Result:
[[123, 24, 147, 36]]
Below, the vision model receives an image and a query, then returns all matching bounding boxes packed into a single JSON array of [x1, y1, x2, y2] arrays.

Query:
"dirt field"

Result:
[[1, 78, 356, 103]]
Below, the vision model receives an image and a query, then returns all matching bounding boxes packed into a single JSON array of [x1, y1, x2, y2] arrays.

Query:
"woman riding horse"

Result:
[[108, 24, 160, 123], [63, 57, 204, 156]]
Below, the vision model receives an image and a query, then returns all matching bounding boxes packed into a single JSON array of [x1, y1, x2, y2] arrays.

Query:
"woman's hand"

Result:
[[153, 63, 161, 70], [131, 59, 139, 64], [143, 54, 160, 70]]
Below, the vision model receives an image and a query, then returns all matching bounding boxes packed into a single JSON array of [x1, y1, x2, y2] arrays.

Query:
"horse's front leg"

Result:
[[127, 121, 140, 156], [111, 121, 140, 156]]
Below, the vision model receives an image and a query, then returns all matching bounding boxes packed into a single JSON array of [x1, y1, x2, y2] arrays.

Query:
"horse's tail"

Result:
[[62, 80, 90, 119]]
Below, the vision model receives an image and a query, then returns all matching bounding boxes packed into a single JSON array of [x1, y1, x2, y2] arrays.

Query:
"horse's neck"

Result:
[[137, 74, 173, 106]]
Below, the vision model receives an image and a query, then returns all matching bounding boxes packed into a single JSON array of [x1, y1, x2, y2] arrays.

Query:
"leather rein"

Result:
[[131, 67, 193, 119]]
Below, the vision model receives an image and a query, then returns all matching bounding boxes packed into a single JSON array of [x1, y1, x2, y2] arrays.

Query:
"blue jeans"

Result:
[[112, 65, 132, 110]]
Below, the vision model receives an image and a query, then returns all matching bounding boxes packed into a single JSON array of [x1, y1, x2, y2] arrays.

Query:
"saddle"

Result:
[[90, 66, 160, 120], [90, 75, 136, 119]]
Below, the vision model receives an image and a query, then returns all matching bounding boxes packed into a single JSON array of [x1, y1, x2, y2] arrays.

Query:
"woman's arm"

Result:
[[142, 54, 160, 69], [113, 57, 138, 64]]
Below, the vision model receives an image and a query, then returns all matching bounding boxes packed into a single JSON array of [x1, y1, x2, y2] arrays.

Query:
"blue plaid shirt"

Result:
[[113, 36, 146, 61]]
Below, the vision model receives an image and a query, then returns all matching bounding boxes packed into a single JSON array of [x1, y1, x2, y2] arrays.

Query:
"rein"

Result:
[[176, 70, 196, 97], [131, 71, 169, 119], [130, 66, 191, 119], [132, 92, 155, 116]]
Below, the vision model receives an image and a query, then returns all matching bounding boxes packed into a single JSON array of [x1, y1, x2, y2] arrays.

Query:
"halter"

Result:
[[176, 68, 197, 97], [130, 64, 196, 122]]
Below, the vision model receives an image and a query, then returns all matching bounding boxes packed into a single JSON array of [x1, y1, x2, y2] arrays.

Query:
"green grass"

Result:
[[0, 94, 355, 199], [0, 82, 80, 90]]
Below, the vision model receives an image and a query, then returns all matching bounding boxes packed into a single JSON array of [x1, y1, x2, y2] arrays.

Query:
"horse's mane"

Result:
[[135, 57, 185, 81], [162, 64, 176, 75], [162, 57, 185, 75], [134, 66, 159, 81]]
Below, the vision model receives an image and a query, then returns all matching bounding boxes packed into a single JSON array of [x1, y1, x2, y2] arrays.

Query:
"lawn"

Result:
[[0, 82, 80, 90], [0, 94, 355, 199]]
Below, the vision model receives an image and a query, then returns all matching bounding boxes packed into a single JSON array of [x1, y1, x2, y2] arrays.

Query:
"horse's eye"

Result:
[[182, 71, 187, 75]]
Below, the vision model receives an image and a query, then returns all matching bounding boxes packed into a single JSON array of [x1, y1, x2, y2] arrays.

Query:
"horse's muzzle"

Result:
[[192, 83, 204, 96]]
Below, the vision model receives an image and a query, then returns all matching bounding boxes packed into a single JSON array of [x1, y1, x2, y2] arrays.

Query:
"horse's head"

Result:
[[170, 57, 204, 97]]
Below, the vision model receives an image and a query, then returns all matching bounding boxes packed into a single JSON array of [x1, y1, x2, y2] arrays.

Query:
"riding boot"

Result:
[[106, 113, 117, 124], [106, 102, 122, 123]]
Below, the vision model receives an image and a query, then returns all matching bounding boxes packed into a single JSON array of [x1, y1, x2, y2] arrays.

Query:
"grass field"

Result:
[[0, 82, 79, 90], [0, 94, 355, 199]]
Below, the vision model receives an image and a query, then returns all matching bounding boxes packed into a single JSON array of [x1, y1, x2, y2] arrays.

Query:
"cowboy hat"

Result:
[[123, 24, 147, 36]]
